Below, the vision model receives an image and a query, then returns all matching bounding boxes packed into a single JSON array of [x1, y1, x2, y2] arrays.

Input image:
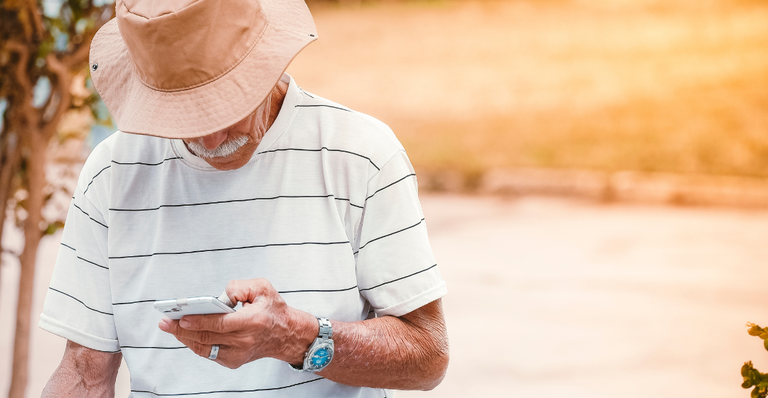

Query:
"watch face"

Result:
[[306, 340, 334, 371], [311, 347, 331, 367]]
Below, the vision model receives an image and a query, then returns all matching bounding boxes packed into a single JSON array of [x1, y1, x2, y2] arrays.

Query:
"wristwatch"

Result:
[[291, 317, 334, 372]]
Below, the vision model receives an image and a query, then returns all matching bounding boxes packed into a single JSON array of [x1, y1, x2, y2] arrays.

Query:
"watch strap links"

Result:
[[317, 316, 332, 339]]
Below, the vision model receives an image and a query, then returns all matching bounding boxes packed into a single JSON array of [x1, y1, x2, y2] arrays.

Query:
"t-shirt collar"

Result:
[[171, 73, 300, 171]]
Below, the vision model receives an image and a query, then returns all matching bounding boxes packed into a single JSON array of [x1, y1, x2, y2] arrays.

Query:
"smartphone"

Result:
[[154, 296, 235, 320]]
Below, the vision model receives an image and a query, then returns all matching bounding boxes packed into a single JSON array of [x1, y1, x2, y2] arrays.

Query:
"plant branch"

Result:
[[41, 54, 72, 139], [4, 40, 33, 101], [24, 0, 44, 40]]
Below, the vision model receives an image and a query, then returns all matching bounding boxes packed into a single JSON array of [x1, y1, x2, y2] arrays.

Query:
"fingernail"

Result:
[[158, 318, 170, 331], [180, 318, 190, 328]]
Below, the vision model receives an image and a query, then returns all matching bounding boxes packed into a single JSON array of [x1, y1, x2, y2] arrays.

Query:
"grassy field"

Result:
[[288, 0, 768, 180]]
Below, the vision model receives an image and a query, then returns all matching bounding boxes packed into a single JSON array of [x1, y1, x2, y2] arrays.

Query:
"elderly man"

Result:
[[39, 0, 448, 396]]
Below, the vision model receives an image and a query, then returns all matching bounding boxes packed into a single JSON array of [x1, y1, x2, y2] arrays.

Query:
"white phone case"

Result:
[[154, 296, 235, 320]]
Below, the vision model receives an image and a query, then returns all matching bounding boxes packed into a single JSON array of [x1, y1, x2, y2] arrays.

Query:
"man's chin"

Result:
[[203, 156, 249, 171], [200, 143, 257, 171]]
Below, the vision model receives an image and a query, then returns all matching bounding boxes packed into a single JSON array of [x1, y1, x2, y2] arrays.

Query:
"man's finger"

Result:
[[159, 318, 220, 345], [226, 279, 271, 306], [179, 313, 235, 333], [178, 336, 218, 360]]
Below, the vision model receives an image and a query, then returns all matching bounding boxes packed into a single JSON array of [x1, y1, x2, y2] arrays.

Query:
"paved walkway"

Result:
[[2, 194, 768, 397]]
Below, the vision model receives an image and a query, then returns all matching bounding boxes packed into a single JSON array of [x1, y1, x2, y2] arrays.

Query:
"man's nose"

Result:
[[198, 130, 228, 150]]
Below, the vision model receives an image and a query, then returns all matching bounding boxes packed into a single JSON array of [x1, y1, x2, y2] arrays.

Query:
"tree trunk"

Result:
[[2, 3, 110, 395], [8, 130, 46, 398], [0, 131, 22, 306]]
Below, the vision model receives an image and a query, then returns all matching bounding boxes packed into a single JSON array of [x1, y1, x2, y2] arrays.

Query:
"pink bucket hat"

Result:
[[89, 0, 317, 139]]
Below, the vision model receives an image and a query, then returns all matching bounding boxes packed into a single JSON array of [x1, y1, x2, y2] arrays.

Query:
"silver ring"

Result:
[[208, 345, 219, 360]]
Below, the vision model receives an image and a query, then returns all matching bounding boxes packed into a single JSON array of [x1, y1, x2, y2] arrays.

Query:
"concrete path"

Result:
[[2, 194, 768, 397]]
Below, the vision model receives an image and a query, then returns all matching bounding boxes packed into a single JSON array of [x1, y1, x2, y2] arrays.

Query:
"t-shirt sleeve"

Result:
[[355, 150, 447, 317], [38, 158, 119, 352]]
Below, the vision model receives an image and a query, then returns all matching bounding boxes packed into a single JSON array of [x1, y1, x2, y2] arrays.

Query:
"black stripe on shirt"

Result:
[[121, 346, 187, 350], [356, 218, 425, 254], [298, 88, 315, 99], [366, 173, 416, 201], [131, 377, 324, 396], [49, 287, 113, 316], [109, 240, 351, 260], [333, 197, 364, 209], [256, 147, 380, 171], [72, 203, 108, 229], [109, 194, 363, 212], [81, 157, 182, 196], [359, 264, 438, 292], [112, 299, 158, 306], [278, 285, 358, 294], [60, 243, 108, 270], [111, 157, 183, 166], [82, 165, 111, 195], [114, 285, 358, 306], [295, 104, 351, 112]]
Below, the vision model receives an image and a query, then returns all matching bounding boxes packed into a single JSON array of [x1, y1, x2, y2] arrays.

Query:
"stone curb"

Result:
[[418, 168, 768, 208]]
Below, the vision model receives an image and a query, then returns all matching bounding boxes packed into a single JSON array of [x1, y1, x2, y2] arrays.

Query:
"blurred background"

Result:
[[2, 0, 768, 396]]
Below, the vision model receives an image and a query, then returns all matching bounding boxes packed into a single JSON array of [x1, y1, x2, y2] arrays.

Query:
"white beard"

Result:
[[186, 135, 249, 159]]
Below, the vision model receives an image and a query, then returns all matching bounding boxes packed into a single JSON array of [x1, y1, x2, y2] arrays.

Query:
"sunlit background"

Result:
[[2, 0, 768, 396]]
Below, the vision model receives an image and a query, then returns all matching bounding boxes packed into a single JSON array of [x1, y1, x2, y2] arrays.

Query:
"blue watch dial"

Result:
[[311, 348, 330, 366]]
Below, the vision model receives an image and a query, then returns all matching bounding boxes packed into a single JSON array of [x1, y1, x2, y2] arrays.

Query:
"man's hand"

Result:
[[158, 278, 316, 369], [42, 340, 122, 397], [159, 278, 449, 390]]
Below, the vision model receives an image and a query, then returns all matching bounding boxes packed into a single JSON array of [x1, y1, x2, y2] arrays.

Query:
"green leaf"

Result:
[[43, 220, 65, 235], [747, 323, 768, 338]]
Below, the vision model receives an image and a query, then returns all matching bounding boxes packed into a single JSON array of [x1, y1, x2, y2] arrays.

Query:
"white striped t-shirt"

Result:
[[39, 74, 447, 397]]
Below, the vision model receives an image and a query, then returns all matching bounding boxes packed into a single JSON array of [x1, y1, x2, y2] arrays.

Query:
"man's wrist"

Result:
[[284, 310, 319, 366]]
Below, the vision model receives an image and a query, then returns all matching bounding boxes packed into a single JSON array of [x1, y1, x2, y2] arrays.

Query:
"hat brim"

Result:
[[90, 17, 315, 139]]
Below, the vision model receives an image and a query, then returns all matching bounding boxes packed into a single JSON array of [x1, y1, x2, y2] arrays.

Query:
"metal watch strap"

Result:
[[317, 317, 332, 339]]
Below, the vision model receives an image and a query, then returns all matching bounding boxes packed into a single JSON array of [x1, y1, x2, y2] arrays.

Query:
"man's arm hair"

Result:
[[320, 299, 449, 390], [42, 340, 122, 397]]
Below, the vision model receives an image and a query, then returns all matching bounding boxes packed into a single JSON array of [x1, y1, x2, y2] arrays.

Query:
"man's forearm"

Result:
[[42, 340, 122, 398], [315, 299, 449, 390], [163, 280, 449, 391]]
